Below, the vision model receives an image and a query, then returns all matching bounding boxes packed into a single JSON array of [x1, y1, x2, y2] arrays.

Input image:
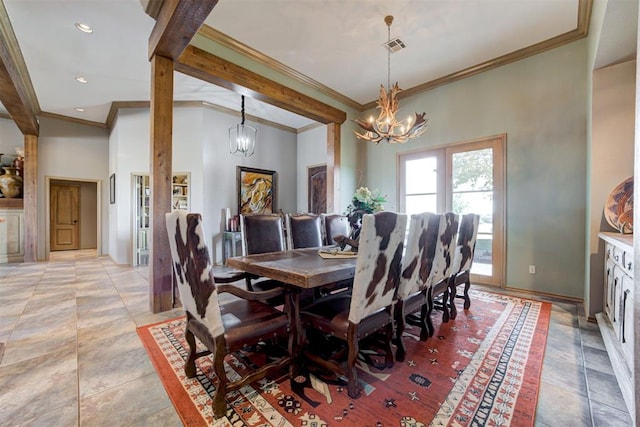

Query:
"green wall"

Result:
[[361, 40, 589, 298], [190, 31, 590, 299]]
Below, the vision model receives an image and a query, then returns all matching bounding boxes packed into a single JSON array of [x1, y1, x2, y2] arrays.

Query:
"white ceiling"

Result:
[[0, 0, 628, 131]]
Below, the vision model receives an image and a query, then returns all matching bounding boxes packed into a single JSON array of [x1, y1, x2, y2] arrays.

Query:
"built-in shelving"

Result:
[[133, 173, 190, 266]]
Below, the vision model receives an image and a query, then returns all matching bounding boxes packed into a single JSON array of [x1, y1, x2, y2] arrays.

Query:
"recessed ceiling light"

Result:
[[75, 108, 85, 112], [74, 23, 93, 34], [75, 76, 88, 83]]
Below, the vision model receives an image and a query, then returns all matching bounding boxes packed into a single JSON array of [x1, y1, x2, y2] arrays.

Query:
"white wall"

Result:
[[110, 104, 297, 265], [588, 60, 636, 317], [0, 119, 23, 164], [201, 106, 298, 263], [296, 125, 327, 212], [38, 117, 109, 260]]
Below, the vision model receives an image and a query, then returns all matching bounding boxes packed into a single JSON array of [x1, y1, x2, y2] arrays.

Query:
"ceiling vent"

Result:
[[384, 37, 406, 53]]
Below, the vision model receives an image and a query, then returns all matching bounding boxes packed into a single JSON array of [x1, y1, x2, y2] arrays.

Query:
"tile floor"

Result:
[[0, 250, 633, 426]]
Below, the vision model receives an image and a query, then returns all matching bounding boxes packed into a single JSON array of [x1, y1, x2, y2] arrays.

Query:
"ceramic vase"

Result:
[[0, 166, 23, 198]]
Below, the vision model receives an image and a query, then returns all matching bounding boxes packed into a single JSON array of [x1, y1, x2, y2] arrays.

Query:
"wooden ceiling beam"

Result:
[[149, 0, 219, 60], [0, 1, 39, 135], [175, 45, 346, 125]]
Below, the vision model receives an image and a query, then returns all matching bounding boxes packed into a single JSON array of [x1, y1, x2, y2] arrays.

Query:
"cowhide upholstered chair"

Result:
[[321, 213, 350, 246], [395, 212, 444, 361], [426, 212, 460, 332], [286, 213, 323, 249], [300, 211, 407, 398], [239, 213, 286, 295], [449, 213, 480, 316], [165, 210, 291, 419]]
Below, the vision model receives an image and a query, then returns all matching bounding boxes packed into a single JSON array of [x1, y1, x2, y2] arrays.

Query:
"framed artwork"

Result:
[[237, 166, 276, 215], [109, 173, 115, 204]]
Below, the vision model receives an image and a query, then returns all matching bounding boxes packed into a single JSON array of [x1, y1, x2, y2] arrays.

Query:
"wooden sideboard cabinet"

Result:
[[597, 232, 634, 418]]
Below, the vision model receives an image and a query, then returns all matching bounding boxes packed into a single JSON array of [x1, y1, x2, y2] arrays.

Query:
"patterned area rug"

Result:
[[137, 290, 551, 426]]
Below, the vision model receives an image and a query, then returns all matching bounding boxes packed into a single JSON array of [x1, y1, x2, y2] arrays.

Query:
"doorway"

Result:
[[46, 177, 101, 258], [308, 164, 327, 214], [398, 134, 505, 286], [50, 182, 80, 251]]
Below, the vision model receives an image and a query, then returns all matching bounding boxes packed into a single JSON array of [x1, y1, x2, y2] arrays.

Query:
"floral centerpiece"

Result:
[[345, 187, 387, 242]]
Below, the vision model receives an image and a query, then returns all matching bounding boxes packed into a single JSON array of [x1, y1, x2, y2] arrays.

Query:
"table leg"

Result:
[[286, 287, 306, 383]]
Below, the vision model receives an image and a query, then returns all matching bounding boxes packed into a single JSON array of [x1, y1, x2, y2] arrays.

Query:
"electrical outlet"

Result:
[[529, 265, 536, 274]]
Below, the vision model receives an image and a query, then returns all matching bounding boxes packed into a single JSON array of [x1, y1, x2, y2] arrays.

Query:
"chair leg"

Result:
[[245, 276, 254, 292], [448, 276, 458, 320], [442, 286, 450, 323], [384, 322, 395, 368], [421, 289, 434, 340], [395, 301, 407, 362], [184, 323, 197, 378], [346, 324, 360, 399], [462, 271, 471, 309], [212, 339, 228, 419]]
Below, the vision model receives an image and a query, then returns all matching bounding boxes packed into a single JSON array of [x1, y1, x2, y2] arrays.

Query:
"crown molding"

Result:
[[296, 122, 324, 134], [105, 99, 297, 133], [38, 110, 107, 129], [363, 0, 593, 109], [197, 25, 362, 112], [199, 0, 591, 113]]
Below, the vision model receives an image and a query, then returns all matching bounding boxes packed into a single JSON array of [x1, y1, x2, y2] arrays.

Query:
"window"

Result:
[[398, 135, 505, 286]]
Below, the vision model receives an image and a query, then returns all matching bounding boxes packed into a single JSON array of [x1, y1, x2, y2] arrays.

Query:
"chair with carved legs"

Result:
[[448, 213, 480, 316], [425, 212, 460, 334], [239, 213, 288, 304], [394, 212, 444, 361], [165, 210, 291, 419], [300, 211, 407, 398]]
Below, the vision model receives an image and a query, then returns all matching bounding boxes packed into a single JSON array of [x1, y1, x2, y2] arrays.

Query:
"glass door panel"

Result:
[[401, 154, 443, 215], [452, 148, 494, 277]]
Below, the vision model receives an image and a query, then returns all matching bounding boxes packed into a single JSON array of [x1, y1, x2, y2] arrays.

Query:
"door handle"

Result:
[[73, 220, 78, 224]]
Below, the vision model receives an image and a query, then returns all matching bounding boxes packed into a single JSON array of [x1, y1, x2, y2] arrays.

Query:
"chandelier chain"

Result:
[[351, 14, 429, 144], [387, 22, 391, 91], [241, 95, 245, 125]]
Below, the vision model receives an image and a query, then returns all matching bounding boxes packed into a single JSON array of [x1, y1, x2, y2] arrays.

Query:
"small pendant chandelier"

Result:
[[353, 15, 428, 144], [229, 95, 256, 157]]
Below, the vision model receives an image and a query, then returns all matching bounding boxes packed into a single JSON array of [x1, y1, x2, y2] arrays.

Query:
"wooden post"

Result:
[[149, 54, 174, 313], [326, 123, 340, 213], [22, 134, 37, 262]]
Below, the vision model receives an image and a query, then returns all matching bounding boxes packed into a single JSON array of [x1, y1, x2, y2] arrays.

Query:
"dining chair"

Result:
[[165, 210, 291, 418], [240, 213, 286, 256], [286, 213, 323, 249], [321, 213, 350, 246], [239, 213, 287, 296], [394, 212, 444, 360], [449, 213, 480, 316], [300, 211, 407, 398], [426, 212, 460, 330]]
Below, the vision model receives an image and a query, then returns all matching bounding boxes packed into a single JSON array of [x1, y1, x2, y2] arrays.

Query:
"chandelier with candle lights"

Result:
[[353, 15, 428, 144]]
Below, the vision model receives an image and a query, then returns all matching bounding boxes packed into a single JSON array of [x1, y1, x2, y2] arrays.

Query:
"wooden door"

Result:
[[51, 183, 80, 251], [308, 165, 327, 214]]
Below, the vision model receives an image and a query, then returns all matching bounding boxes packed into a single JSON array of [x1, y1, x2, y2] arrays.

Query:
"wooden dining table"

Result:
[[226, 247, 358, 378], [225, 247, 357, 289]]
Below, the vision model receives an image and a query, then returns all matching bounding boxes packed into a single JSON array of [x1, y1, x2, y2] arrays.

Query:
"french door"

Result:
[[398, 134, 505, 286]]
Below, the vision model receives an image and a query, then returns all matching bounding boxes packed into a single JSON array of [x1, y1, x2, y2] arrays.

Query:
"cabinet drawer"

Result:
[[620, 275, 634, 367], [623, 251, 634, 277], [610, 244, 624, 266]]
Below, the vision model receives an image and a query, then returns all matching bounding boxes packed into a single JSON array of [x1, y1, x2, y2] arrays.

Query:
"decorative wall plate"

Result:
[[604, 176, 633, 233]]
